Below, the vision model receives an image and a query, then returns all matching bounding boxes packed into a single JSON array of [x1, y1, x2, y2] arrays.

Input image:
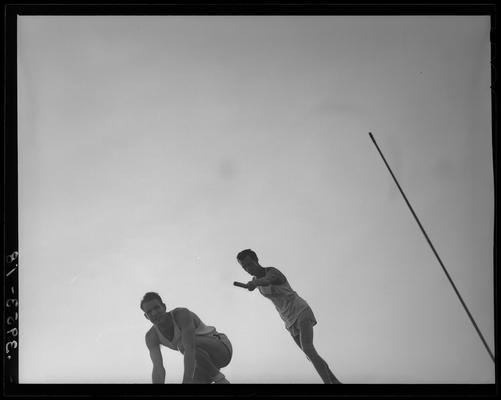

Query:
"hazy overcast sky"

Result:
[[18, 15, 493, 383]]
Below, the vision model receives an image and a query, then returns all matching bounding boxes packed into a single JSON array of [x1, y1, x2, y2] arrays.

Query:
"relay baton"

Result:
[[233, 281, 249, 289]]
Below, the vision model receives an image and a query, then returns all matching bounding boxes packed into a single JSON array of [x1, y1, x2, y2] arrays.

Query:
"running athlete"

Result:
[[236, 249, 341, 384]]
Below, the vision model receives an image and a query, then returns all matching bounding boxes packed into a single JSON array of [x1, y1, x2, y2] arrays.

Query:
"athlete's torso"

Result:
[[149, 308, 217, 353], [256, 267, 310, 328]]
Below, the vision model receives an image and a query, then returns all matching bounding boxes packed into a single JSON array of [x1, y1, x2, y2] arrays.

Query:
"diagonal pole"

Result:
[[368, 132, 495, 364]]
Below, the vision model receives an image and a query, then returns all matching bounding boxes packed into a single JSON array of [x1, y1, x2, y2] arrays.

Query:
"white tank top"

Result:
[[257, 267, 310, 329], [154, 308, 217, 353]]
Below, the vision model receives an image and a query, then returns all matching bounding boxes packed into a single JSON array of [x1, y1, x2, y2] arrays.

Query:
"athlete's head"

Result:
[[237, 249, 261, 275], [140, 292, 167, 324]]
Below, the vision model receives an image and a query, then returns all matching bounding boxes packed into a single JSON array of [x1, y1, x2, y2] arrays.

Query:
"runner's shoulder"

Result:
[[171, 307, 192, 320], [145, 327, 159, 348], [266, 266, 287, 284], [172, 306, 190, 314], [266, 266, 285, 276], [172, 307, 196, 327]]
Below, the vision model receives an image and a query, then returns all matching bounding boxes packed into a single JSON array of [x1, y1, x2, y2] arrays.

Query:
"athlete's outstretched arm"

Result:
[[247, 267, 286, 289]]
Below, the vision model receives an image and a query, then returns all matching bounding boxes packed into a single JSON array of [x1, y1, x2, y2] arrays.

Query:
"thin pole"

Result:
[[368, 132, 495, 364]]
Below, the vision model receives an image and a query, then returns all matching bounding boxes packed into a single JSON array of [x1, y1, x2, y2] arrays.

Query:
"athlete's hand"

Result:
[[246, 281, 257, 291]]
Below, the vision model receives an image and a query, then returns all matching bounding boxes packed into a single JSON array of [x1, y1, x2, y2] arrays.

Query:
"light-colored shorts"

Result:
[[287, 306, 317, 337]]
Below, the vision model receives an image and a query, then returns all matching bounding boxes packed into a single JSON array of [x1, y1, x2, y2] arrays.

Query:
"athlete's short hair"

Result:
[[237, 249, 258, 263], [140, 292, 163, 310]]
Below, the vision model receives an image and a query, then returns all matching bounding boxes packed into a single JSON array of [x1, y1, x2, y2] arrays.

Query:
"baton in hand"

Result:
[[233, 281, 249, 289]]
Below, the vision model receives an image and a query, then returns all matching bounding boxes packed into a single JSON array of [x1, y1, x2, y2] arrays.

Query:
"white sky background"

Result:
[[17, 16, 493, 384]]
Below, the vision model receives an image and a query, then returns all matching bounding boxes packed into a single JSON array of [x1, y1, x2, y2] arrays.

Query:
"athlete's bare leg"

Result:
[[191, 335, 232, 383], [293, 321, 341, 384], [293, 334, 340, 383]]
